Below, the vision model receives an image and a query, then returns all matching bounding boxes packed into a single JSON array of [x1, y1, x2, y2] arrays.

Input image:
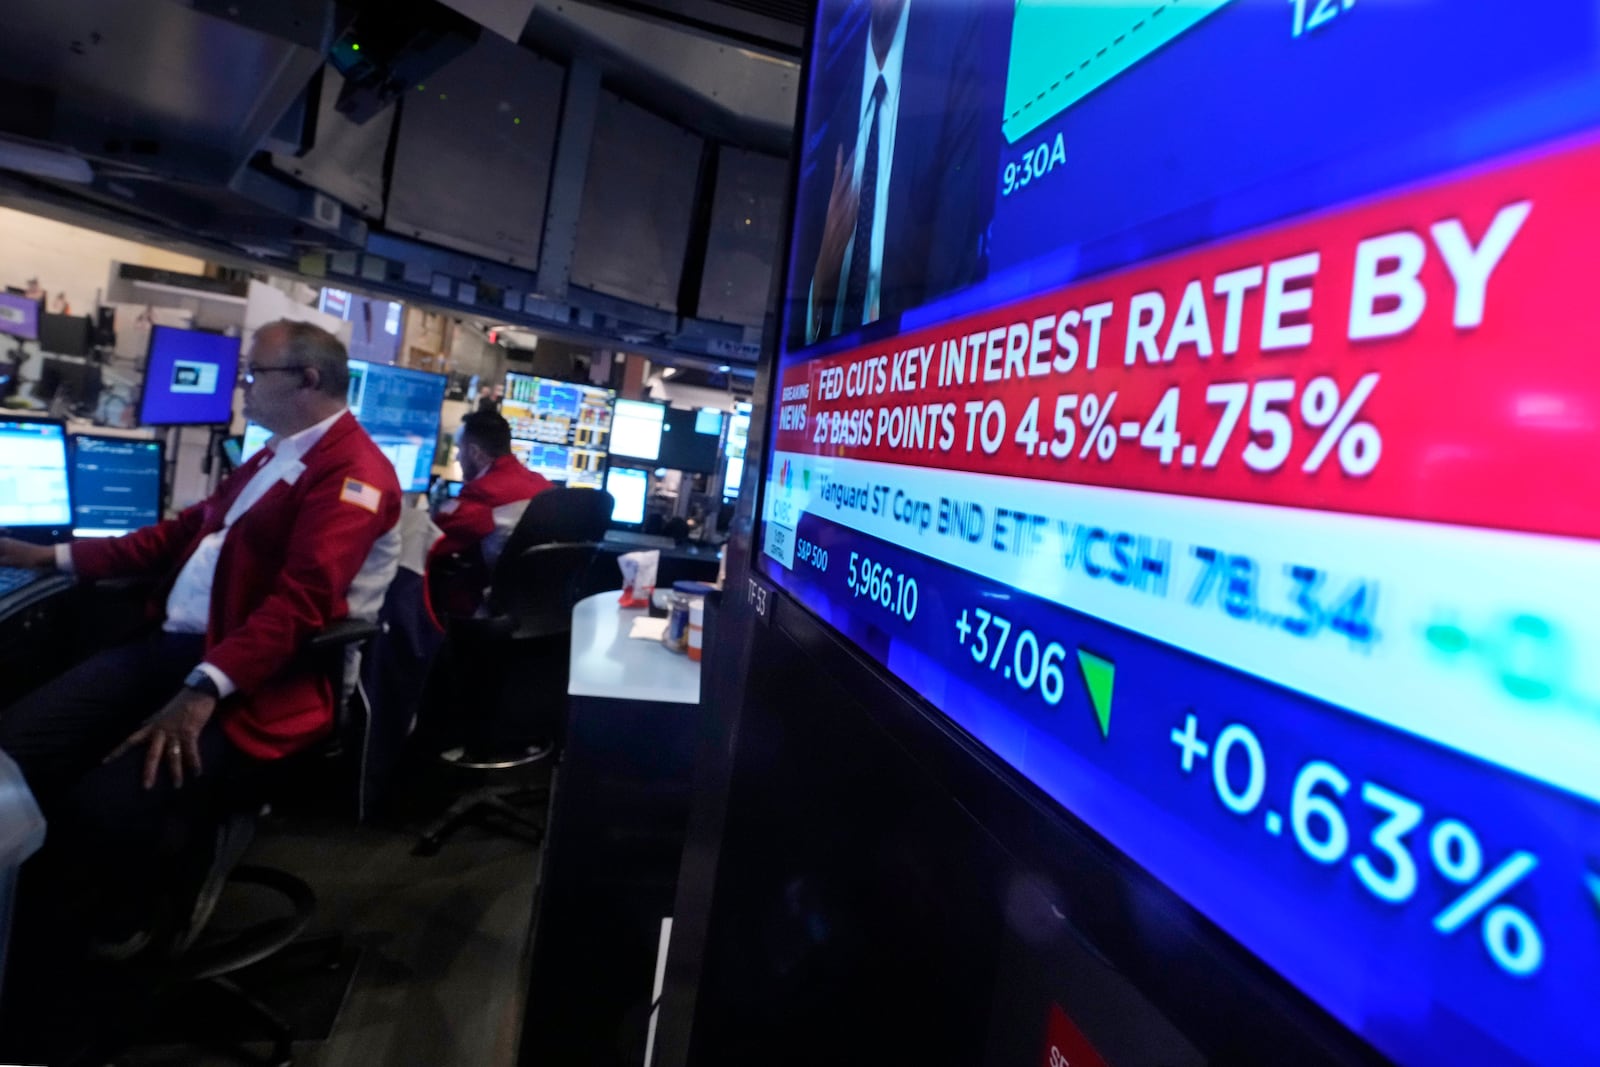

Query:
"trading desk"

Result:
[[520, 593, 701, 1066]]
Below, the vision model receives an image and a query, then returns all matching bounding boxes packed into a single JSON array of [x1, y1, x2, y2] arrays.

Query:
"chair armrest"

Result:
[[445, 614, 518, 643], [308, 618, 382, 651]]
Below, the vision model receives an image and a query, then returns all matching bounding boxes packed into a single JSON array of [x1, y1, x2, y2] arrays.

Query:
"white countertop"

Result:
[[568, 591, 702, 704]]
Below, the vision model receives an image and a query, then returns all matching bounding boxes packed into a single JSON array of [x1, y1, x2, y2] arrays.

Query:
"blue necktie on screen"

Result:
[[846, 74, 888, 328]]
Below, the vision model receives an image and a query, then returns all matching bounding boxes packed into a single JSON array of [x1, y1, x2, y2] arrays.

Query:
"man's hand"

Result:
[[812, 144, 860, 333], [0, 537, 56, 569], [108, 688, 219, 790]]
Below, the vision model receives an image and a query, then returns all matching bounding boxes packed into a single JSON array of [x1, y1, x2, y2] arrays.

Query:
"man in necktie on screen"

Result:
[[0, 321, 401, 978], [797, 0, 1005, 345]]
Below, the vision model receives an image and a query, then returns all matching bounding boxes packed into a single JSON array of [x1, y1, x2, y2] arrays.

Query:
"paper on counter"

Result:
[[628, 616, 670, 641]]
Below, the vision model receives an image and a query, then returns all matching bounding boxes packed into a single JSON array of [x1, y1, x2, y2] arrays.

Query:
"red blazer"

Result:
[[71, 412, 403, 759], [426, 453, 552, 624]]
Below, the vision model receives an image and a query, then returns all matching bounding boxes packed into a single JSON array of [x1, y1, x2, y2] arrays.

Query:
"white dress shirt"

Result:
[[809, 0, 910, 341], [57, 409, 348, 697]]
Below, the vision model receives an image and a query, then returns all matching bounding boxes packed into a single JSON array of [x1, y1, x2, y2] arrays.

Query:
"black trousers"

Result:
[[0, 630, 258, 932], [0, 632, 265, 1059]]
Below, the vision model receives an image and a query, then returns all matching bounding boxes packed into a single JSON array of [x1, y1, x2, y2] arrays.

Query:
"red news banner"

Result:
[[774, 137, 1600, 541]]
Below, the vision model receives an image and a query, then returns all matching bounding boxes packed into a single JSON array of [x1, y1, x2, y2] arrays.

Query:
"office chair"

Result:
[[414, 488, 613, 856], [81, 618, 381, 1067]]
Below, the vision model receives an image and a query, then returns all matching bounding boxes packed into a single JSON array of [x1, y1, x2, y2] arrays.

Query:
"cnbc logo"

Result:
[[775, 462, 810, 492]]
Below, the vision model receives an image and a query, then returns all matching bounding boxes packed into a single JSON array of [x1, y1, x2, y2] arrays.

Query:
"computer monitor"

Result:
[[609, 398, 666, 462], [70, 434, 163, 538], [37, 312, 91, 356], [0, 417, 72, 543], [139, 326, 241, 426], [346, 359, 446, 492], [723, 404, 750, 501], [241, 361, 447, 492], [604, 465, 650, 528], [658, 405, 721, 474], [0, 292, 40, 342], [752, 1, 1600, 1062], [35, 358, 103, 410], [502, 372, 615, 488], [239, 422, 272, 463]]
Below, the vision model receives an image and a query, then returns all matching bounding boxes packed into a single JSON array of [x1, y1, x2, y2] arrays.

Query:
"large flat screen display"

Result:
[[757, 2, 1600, 1064], [503, 372, 614, 489], [139, 326, 241, 426]]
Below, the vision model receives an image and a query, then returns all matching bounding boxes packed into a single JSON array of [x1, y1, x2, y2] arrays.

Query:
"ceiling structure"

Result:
[[0, 0, 805, 372]]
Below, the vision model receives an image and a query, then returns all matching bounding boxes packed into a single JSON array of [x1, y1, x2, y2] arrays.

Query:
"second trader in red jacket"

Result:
[[0, 320, 402, 961], [426, 409, 552, 624]]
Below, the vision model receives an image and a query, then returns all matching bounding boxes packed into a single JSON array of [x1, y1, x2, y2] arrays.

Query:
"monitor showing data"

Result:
[[757, 3, 1600, 1064], [0, 419, 71, 528], [724, 403, 750, 501], [347, 359, 446, 492], [605, 465, 650, 527], [70, 435, 162, 538], [609, 398, 666, 462], [139, 326, 241, 426], [241, 361, 445, 491], [502, 372, 614, 489]]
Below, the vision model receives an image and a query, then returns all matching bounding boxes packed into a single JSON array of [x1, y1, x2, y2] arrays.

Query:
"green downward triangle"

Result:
[[1077, 650, 1115, 739], [1586, 872, 1600, 914]]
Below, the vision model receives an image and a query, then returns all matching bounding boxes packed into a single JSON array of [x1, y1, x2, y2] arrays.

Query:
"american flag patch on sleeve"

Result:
[[340, 478, 383, 513]]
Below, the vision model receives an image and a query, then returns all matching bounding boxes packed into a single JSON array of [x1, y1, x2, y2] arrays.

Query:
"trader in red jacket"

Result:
[[427, 408, 552, 623], [0, 320, 402, 956]]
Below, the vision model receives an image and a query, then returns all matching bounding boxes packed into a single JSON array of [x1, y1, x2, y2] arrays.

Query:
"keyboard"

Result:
[[0, 566, 44, 598]]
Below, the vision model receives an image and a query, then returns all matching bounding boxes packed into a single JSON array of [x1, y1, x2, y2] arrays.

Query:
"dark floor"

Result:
[[113, 767, 547, 1067]]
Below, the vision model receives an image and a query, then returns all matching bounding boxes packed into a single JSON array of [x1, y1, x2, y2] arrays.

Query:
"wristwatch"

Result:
[[183, 667, 222, 700]]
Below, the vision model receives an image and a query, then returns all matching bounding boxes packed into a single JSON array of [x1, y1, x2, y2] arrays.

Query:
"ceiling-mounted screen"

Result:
[[756, 2, 1600, 1064]]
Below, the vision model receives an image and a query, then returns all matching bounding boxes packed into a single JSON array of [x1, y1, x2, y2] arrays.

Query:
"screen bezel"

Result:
[[68, 432, 166, 536], [138, 325, 242, 427]]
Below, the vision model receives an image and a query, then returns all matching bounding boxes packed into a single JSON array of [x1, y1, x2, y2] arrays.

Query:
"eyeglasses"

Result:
[[243, 365, 309, 386]]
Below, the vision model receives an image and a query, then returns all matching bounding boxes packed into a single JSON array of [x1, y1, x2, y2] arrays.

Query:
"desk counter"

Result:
[[520, 590, 705, 1067], [569, 592, 700, 704]]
